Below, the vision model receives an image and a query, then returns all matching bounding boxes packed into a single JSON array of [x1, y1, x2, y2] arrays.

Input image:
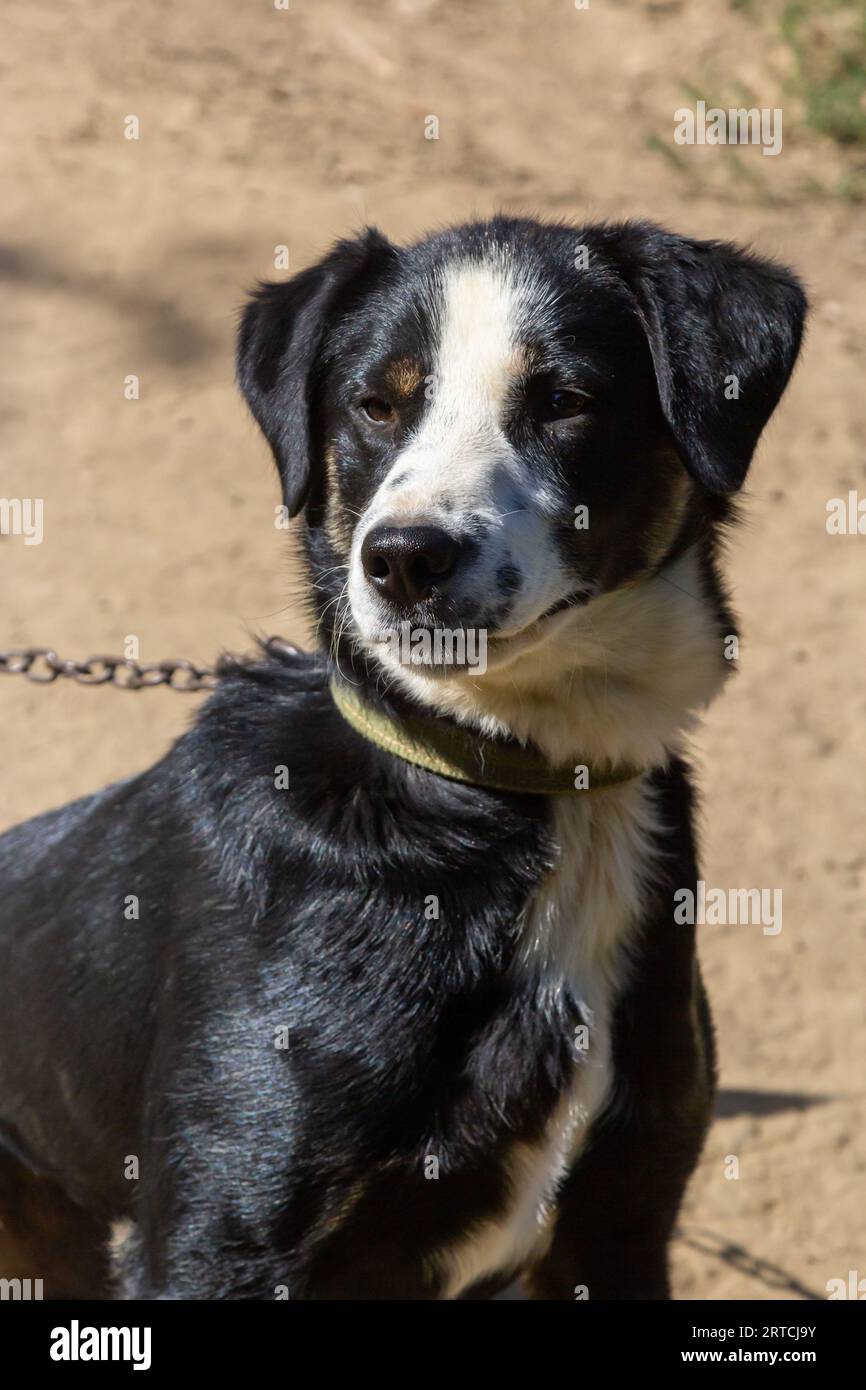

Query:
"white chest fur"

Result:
[[438, 778, 661, 1298]]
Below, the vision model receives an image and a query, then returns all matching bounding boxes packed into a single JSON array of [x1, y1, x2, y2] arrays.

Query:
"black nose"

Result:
[[361, 525, 462, 608]]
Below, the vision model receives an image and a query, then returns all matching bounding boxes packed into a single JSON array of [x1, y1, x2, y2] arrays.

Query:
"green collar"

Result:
[[329, 677, 641, 796]]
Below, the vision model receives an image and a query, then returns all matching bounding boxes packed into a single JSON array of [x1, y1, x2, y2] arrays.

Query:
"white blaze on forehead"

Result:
[[430, 257, 529, 429], [368, 255, 540, 520]]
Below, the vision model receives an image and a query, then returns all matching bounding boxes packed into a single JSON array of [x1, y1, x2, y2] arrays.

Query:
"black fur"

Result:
[[0, 217, 805, 1299]]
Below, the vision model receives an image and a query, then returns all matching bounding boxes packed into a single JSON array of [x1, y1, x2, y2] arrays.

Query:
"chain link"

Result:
[[0, 645, 265, 692], [675, 1226, 823, 1300]]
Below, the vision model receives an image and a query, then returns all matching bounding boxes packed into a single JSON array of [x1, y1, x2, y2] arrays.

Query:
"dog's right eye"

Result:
[[535, 388, 590, 423], [359, 396, 397, 425]]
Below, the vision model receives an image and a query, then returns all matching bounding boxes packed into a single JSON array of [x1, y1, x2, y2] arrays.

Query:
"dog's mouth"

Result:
[[363, 620, 489, 676], [486, 587, 595, 646], [528, 591, 584, 624], [359, 586, 594, 679]]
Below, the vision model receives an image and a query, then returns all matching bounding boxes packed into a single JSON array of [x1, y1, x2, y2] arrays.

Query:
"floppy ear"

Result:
[[606, 222, 807, 493], [237, 228, 395, 515]]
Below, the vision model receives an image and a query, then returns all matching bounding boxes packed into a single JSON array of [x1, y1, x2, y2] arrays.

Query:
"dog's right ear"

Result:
[[598, 221, 807, 495], [237, 229, 395, 516]]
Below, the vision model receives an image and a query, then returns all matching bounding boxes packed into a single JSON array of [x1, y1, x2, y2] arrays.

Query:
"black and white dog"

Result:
[[0, 217, 805, 1300]]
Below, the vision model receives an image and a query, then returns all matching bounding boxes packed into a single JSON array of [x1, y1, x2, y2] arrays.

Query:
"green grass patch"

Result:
[[782, 0, 866, 147]]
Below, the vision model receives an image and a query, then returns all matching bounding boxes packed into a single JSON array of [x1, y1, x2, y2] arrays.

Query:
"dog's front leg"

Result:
[[526, 1144, 682, 1301], [110, 1210, 296, 1302], [527, 967, 716, 1301], [109, 1215, 230, 1301]]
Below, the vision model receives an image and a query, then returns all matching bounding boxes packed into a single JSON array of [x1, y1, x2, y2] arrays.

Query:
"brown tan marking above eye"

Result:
[[383, 357, 424, 400]]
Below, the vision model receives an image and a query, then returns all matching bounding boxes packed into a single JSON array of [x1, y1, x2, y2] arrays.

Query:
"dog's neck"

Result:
[[369, 549, 731, 772]]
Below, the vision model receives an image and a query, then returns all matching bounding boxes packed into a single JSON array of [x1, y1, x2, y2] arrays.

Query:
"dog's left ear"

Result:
[[237, 228, 395, 515], [607, 222, 807, 493]]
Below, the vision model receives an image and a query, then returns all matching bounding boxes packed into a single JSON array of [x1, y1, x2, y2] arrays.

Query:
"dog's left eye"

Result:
[[536, 388, 589, 423], [359, 396, 397, 425]]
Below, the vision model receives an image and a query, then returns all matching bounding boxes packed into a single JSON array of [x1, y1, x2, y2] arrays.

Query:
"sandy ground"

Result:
[[2, 0, 864, 1299]]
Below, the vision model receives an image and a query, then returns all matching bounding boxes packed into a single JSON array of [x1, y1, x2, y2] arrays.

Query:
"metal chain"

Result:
[[1, 645, 240, 692], [0, 638, 300, 691], [675, 1226, 823, 1301]]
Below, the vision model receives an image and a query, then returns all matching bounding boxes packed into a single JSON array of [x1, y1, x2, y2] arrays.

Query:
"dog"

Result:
[[0, 216, 805, 1299]]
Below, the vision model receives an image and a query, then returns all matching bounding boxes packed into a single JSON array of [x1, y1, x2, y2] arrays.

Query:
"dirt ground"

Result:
[[2, 0, 864, 1300]]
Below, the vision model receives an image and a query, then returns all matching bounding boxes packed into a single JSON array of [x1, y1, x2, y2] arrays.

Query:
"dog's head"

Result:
[[238, 217, 805, 713]]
